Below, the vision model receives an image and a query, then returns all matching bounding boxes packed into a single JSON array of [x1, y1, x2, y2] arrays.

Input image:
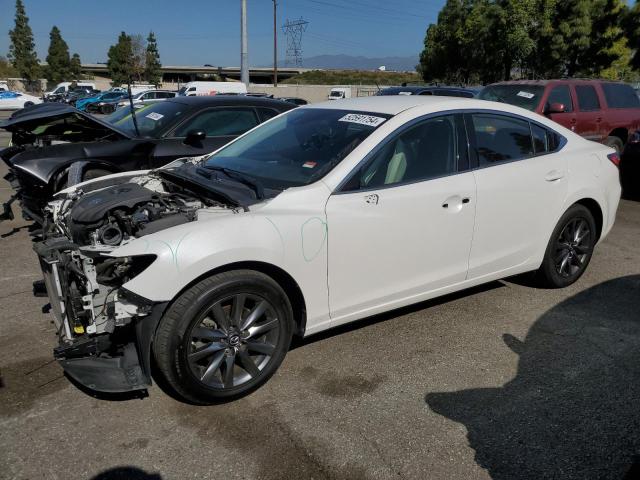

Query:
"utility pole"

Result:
[[273, 0, 278, 87], [241, 0, 249, 86]]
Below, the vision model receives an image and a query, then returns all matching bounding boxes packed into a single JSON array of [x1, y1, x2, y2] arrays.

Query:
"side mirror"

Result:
[[184, 130, 206, 146], [545, 102, 565, 114]]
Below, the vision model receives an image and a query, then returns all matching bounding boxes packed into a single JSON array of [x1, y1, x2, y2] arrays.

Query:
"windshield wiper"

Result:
[[204, 166, 265, 199]]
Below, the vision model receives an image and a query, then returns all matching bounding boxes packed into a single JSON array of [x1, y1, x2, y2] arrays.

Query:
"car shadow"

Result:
[[425, 274, 640, 480], [90, 467, 162, 479]]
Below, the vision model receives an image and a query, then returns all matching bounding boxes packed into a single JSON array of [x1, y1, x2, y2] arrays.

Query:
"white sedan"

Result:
[[0, 90, 42, 109], [38, 96, 621, 403]]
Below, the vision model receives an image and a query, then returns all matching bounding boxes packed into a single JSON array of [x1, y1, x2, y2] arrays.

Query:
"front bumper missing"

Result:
[[54, 301, 168, 393], [34, 237, 169, 393]]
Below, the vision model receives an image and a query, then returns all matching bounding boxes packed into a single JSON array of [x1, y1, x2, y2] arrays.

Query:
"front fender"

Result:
[[111, 199, 331, 331]]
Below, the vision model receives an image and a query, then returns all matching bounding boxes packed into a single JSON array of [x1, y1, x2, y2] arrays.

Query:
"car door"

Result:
[[573, 84, 604, 141], [325, 113, 477, 321], [150, 106, 261, 167], [466, 112, 568, 279], [543, 84, 577, 132]]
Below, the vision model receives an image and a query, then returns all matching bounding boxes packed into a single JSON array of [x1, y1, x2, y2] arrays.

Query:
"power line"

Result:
[[282, 17, 309, 66]]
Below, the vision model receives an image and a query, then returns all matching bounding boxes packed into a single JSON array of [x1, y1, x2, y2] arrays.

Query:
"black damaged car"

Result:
[[0, 96, 295, 223]]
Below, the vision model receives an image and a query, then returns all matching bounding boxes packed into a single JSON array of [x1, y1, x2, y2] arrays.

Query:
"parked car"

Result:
[[621, 129, 640, 196], [0, 91, 43, 110], [178, 81, 247, 96], [279, 97, 308, 105], [106, 90, 177, 114], [0, 81, 9, 92], [75, 91, 127, 112], [377, 85, 477, 97], [0, 96, 296, 223], [33, 96, 620, 402], [44, 81, 96, 99], [479, 80, 640, 152]]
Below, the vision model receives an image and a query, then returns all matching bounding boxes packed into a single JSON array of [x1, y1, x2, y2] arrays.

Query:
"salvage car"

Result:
[[0, 96, 295, 222], [34, 96, 621, 403]]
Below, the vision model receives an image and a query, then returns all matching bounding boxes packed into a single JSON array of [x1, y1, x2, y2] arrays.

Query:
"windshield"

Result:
[[203, 108, 390, 190], [108, 101, 187, 137], [478, 85, 544, 111]]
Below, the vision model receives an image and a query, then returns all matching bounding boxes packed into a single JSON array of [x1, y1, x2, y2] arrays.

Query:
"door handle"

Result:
[[442, 196, 470, 209], [545, 170, 565, 182]]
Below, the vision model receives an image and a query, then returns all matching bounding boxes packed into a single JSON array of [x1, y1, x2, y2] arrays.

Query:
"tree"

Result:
[[70, 53, 82, 79], [107, 32, 134, 86], [45, 26, 71, 84], [419, 0, 634, 82], [624, 1, 640, 70], [131, 34, 146, 82], [144, 31, 162, 85], [8, 0, 39, 82]]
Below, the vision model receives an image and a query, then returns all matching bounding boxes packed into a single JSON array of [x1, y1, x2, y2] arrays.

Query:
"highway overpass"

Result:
[[80, 64, 313, 84]]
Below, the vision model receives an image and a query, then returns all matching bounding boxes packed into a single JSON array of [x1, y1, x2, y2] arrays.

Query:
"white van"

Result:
[[178, 81, 247, 96], [328, 87, 352, 100], [45, 81, 96, 97]]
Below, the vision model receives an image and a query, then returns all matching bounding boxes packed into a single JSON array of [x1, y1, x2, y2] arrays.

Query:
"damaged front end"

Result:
[[35, 239, 166, 392], [34, 173, 233, 393]]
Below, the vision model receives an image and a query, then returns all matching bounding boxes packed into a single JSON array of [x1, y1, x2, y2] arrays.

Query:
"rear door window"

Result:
[[601, 83, 640, 108], [174, 108, 260, 137], [471, 113, 534, 165], [546, 85, 574, 112], [575, 85, 600, 111]]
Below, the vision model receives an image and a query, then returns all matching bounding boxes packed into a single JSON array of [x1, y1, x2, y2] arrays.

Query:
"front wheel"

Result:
[[153, 270, 293, 404], [536, 204, 596, 288]]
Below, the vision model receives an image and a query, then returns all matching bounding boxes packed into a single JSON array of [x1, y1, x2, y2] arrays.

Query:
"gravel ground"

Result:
[[0, 110, 639, 480]]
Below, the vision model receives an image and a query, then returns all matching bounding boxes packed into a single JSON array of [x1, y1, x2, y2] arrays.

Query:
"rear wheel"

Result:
[[154, 270, 293, 404], [604, 136, 624, 153], [536, 204, 596, 288], [23, 101, 34, 107]]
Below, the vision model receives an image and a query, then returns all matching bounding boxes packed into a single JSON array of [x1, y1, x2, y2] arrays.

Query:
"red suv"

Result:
[[479, 80, 640, 152]]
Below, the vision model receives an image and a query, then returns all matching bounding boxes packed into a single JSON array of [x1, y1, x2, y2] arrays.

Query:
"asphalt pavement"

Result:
[[0, 110, 639, 480]]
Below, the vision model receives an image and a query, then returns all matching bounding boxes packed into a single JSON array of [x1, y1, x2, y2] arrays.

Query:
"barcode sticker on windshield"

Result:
[[517, 91, 535, 99], [339, 113, 386, 127], [145, 112, 164, 121]]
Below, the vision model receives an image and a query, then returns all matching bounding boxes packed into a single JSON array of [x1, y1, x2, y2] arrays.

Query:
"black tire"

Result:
[[604, 136, 624, 153], [23, 101, 34, 107], [153, 270, 294, 404], [536, 204, 596, 288]]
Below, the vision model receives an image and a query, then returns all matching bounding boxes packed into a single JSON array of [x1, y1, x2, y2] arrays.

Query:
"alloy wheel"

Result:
[[187, 293, 280, 389], [554, 217, 592, 278]]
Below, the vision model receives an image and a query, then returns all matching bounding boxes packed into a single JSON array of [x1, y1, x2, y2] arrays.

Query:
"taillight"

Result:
[[607, 152, 621, 167]]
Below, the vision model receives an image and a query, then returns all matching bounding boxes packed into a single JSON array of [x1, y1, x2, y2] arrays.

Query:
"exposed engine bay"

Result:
[[34, 173, 236, 391]]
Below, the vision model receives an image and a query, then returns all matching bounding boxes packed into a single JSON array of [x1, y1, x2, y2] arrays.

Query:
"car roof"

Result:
[[306, 95, 473, 115], [167, 95, 295, 109], [380, 85, 474, 94], [486, 79, 630, 87]]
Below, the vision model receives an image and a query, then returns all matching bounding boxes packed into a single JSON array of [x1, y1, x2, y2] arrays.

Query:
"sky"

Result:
[[0, 0, 446, 67]]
